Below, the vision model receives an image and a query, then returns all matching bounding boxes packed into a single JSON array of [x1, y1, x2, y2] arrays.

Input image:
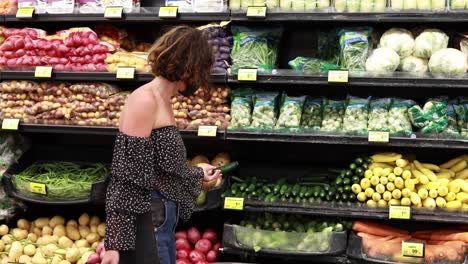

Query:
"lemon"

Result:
[[357, 192, 367, 202], [392, 189, 402, 199], [401, 197, 411, 206], [364, 170, 373, 179], [372, 192, 381, 202], [394, 177, 404, 189], [351, 184, 362, 194], [393, 167, 403, 176], [360, 178, 371, 190], [375, 184, 386, 194], [380, 177, 388, 185], [383, 191, 392, 201], [370, 176, 380, 186], [387, 173, 396, 182], [365, 188, 375, 198]]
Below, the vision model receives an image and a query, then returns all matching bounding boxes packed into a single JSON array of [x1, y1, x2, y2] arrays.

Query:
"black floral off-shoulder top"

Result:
[[104, 126, 204, 251]]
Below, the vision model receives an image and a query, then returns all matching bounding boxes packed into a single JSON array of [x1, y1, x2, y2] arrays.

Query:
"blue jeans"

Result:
[[152, 192, 179, 264]]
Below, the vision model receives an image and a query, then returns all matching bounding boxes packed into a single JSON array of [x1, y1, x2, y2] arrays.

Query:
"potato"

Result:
[[0, 225, 9, 236], [33, 227, 42, 237], [49, 216, 65, 228], [4, 244, 10, 252], [51, 235, 59, 244], [12, 228, 24, 241], [23, 244, 36, 256], [89, 216, 101, 226], [58, 236, 73, 249], [31, 251, 47, 264], [66, 226, 80, 241], [66, 220, 78, 228], [90, 225, 98, 234], [43, 243, 58, 257], [97, 223, 106, 237], [85, 233, 99, 244], [18, 255, 31, 263], [53, 225, 66, 237], [34, 218, 49, 229], [1, 235, 12, 245], [60, 261, 71, 264], [78, 247, 90, 254], [0, 259, 7, 264], [91, 241, 99, 249], [65, 248, 79, 263], [0, 240, 4, 252], [27, 233, 38, 243], [78, 226, 90, 239], [51, 255, 64, 264], [17, 219, 30, 231], [80, 251, 93, 263], [42, 226, 53, 236], [55, 249, 66, 256], [74, 239, 89, 248]]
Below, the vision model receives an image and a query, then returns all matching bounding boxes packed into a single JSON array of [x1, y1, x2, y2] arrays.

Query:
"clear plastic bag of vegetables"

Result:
[[231, 26, 283, 73], [288, 57, 340, 74], [301, 97, 323, 130], [275, 94, 306, 129], [321, 99, 345, 132], [229, 88, 256, 129], [454, 100, 468, 138], [368, 98, 392, 132], [338, 27, 372, 71], [443, 103, 461, 137], [250, 92, 280, 130], [388, 98, 416, 136], [408, 96, 448, 129], [317, 29, 340, 65], [343, 96, 370, 135]]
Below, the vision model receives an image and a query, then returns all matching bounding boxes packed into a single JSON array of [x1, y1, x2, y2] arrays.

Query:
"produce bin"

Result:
[[222, 223, 347, 256], [2, 147, 109, 205], [347, 232, 468, 264], [195, 177, 229, 211]]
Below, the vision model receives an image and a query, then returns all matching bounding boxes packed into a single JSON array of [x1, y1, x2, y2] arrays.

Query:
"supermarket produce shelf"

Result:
[[228, 70, 468, 88], [233, 200, 468, 224], [4, 8, 231, 22]]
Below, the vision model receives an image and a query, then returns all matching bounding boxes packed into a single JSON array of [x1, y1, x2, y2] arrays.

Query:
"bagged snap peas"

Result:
[[276, 95, 306, 129], [321, 99, 345, 132], [368, 98, 392, 132], [250, 92, 280, 129], [343, 96, 370, 135], [388, 98, 416, 136], [301, 97, 323, 129]]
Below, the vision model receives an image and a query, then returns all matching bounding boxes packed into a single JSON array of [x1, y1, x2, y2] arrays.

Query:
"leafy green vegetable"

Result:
[[338, 27, 372, 71]]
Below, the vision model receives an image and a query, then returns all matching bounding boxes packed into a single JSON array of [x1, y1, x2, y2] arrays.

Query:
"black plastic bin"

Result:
[[195, 176, 229, 212]]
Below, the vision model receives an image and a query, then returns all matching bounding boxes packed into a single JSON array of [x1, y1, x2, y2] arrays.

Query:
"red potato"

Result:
[[189, 250, 205, 263], [195, 239, 212, 254], [177, 249, 190, 260], [206, 250, 218, 263], [212, 243, 221, 252], [202, 229, 218, 244], [195, 261, 209, 264], [188, 227, 201, 245], [176, 260, 191, 264], [175, 231, 187, 240], [176, 238, 191, 251]]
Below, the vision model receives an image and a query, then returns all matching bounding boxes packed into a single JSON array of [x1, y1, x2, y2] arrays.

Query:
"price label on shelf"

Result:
[[368, 131, 389, 143], [1, 119, 19, 130], [238, 69, 258, 81], [16, 7, 35, 18], [224, 197, 244, 210], [34, 66, 53, 78], [247, 6, 267, 17], [116, 66, 135, 79], [30, 182, 47, 195], [402, 241, 424, 258], [197, 126, 217, 137], [389, 205, 411, 220], [159, 6, 178, 18], [328, 70, 349, 83], [104, 6, 123, 18]]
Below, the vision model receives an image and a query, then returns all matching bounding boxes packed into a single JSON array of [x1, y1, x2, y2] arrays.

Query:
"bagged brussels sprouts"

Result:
[[368, 98, 392, 132], [250, 92, 279, 129], [229, 89, 255, 129], [429, 48, 467, 77], [321, 99, 345, 132], [388, 98, 416, 136], [343, 96, 370, 135], [379, 28, 415, 58], [301, 97, 323, 129], [276, 95, 306, 129], [365, 47, 401, 73], [399, 56, 428, 73], [338, 27, 372, 71], [413, 29, 449, 59]]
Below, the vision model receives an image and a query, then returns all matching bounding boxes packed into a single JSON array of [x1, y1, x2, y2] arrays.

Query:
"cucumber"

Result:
[[218, 161, 239, 175], [262, 186, 272, 194], [299, 186, 308, 198], [292, 184, 301, 197]]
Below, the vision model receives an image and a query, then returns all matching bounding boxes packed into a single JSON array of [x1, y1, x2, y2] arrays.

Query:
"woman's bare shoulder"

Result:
[[120, 86, 157, 137]]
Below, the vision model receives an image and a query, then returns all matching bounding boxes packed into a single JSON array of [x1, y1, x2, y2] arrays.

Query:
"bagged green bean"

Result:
[[231, 26, 283, 73], [338, 27, 372, 71], [388, 99, 416, 136], [368, 98, 392, 132], [343, 96, 370, 135], [321, 99, 345, 132], [276, 95, 306, 129], [288, 57, 340, 74], [229, 88, 256, 129], [250, 92, 280, 129], [301, 97, 323, 129]]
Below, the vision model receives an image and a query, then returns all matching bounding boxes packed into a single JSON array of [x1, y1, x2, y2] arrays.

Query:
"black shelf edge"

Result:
[[226, 131, 468, 149], [233, 200, 468, 224], [228, 70, 468, 88]]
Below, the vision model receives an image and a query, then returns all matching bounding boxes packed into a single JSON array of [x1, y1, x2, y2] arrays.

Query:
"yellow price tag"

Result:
[[30, 182, 47, 195], [116, 66, 135, 79], [368, 131, 389, 143], [197, 126, 217, 137], [159, 6, 178, 18], [328, 70, 349, 83], [224, 197, 244, 210], [238, 69, 257, 81], [16, 7, 35, 18], [1, 119, 19, 130], [34, 66, 53, 78], [389, 205, 411, 220], [402, 241, 424, 258], [247, 6, 267, 17], [104, 6, 123, 18]]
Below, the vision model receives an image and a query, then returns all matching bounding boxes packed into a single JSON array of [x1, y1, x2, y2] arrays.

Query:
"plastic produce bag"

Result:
[[391, 0, 446, 10], [46, 0, 75, 14], [18, 0, 46, 13], [451, 0, 466, 9], [301, 97, 323, 129], [250, 92, 279, 129], [78, 0, 104, 13], [444, 103, 460, 136], [388, 99, 416, 136], [338, 28, 372, 71], [368, 98, 392, 132], [408, 97, 449, 135], [321, 99, 345, 132], [288, 57, 340, 74], [343, 96, 370, 134], [276, 95, 306, 129], [229, 89, 255, 129], [231, 26, 283, 73], [455, 101, 468, 138]]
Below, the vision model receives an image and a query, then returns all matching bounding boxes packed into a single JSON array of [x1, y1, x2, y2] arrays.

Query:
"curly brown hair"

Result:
[[148, 25, 214, 95]]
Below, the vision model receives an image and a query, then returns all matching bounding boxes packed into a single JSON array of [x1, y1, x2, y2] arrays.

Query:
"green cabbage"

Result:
[[366, 47, 400, 73], [399, 56, 428, 73], [413, 29, 449, 59], [428, 48, 467, 77], [379, 28, 415, 58]]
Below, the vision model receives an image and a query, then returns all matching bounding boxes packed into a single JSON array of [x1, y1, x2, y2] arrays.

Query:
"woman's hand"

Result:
[[101, 250, 119, 264], [199, 164, 222, 182]]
